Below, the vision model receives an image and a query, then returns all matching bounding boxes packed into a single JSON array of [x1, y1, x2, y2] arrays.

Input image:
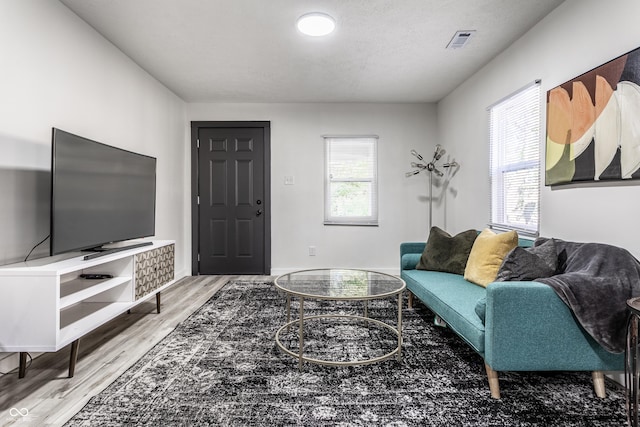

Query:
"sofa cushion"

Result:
[[496, 238, 557, 281], [416, 226, 477, 275], [464, 229, 518, 287], [402, 269, 486, 353]]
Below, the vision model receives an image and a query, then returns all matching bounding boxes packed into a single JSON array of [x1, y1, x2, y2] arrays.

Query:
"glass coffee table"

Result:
[[274, 268, 405, 369]]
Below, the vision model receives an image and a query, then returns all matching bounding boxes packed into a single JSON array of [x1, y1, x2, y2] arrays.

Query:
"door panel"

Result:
[[195, 125, 269, 274]]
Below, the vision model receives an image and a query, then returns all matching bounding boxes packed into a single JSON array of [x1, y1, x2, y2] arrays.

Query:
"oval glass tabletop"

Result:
[[274, 268, 405, 300]]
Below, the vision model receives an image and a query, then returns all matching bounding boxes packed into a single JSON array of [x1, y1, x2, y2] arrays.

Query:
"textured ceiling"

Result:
[[60, 0, 564, 103]]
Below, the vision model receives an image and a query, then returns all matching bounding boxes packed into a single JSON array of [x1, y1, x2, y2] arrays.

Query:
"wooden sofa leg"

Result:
[[592, 371, 606, 398], [407, 291, 414, 309], [485, 363, 501, 399]]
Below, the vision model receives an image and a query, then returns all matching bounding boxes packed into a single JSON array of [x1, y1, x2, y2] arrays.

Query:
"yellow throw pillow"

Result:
[[464, 228, 518, 287]]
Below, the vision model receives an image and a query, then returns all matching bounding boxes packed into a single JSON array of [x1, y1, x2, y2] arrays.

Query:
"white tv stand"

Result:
[[0, 240, 175, 378]]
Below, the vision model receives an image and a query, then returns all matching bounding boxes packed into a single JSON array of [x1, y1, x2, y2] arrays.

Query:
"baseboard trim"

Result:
[[270, 267, 400, 277], [175, 269, 190, 282], [605, 371, 624, 387]]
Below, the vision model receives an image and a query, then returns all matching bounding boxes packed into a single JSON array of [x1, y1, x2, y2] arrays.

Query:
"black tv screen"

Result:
[[50, 128, 156, 256]]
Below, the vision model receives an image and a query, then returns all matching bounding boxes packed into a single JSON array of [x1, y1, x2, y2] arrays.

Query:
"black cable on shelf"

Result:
[[24, 235, 50, 262]]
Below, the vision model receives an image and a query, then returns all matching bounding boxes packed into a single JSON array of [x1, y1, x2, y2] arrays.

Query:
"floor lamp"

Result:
[[405, 145, 458, 230]]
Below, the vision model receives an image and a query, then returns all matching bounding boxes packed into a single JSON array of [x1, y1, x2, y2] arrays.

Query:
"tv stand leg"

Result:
[[18, 352, 27, 378], [156, 292, 161, 314], [69, 339, 80, 378]]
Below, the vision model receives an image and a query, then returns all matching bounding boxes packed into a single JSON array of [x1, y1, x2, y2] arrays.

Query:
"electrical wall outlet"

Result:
[[308, 246, 316, 256], [284, 176, 294, 185]]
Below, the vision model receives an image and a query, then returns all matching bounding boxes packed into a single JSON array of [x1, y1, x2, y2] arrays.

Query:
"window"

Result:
[[489, 81, 541, 236], [324, 136, 378, 225]]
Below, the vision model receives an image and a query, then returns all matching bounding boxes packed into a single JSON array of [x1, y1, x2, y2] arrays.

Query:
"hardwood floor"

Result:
[[0, 275, 272, 426]]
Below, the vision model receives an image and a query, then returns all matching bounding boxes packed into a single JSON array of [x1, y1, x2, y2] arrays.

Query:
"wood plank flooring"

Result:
[[0, 275, 272, 426]]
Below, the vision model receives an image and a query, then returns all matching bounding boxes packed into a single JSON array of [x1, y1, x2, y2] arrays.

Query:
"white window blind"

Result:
[[489, 81, 541, 236], [324, 136, 378, 225]]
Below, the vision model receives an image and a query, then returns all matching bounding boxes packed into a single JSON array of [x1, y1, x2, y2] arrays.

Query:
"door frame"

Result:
[[190, 121, 271, 275]]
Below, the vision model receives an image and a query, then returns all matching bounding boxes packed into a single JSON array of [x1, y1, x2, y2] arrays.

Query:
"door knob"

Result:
[[256, 209, 263, 216]]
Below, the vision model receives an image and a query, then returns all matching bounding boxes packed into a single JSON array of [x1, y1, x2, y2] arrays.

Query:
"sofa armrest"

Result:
[[401, 254, 422, 270], [484, 281, 622, 371], [400, 242, 425, 271]]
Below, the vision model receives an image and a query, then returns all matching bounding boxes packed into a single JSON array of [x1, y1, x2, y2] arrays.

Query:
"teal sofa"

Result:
[[400, 240, 624, 399]]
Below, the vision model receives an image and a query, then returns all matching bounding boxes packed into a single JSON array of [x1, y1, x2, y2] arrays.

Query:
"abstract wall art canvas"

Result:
[[546, 46, 640, 185]]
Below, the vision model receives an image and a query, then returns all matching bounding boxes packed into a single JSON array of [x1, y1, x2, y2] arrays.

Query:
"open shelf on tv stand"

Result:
[[0, 240, 175, 379], [82, 241, 154, 260]]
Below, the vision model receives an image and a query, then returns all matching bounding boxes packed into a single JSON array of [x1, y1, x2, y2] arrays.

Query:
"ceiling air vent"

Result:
[[446, 30, 476, 49]]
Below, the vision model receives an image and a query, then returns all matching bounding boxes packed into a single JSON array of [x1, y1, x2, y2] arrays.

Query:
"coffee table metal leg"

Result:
[[286, 294, 291, 332], [397, 292, 403, 361], [364, 300, 369, 327], [298, 297, 304, 370]]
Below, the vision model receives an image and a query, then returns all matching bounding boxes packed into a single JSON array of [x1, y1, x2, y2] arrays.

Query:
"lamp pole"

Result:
[[429, 165, 434, 230]]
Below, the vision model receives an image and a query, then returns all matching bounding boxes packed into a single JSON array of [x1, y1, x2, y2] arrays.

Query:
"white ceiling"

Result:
[[60, 0, 564, 103]]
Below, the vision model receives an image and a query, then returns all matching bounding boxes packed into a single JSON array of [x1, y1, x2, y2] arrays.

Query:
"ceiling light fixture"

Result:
[[296, 12, 336, 37]]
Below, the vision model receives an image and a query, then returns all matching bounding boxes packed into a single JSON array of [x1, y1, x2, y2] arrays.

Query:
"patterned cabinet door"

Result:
[[135, 244, 175, 300]]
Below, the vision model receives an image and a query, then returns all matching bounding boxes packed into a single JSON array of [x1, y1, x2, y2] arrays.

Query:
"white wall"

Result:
[[188, 103, 437, 275], [438, 0, 640, 258], [0, 1, 188, 372]]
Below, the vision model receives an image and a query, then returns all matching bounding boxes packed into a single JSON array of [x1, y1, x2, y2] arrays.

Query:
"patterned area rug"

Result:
[[65, 281, 626, 426]]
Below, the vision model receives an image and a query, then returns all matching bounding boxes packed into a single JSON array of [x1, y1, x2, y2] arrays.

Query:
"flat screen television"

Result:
[[50, 128, 157, 257]]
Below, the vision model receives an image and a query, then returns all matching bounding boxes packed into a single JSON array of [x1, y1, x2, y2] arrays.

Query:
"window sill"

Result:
[[324, 221, 379, 227]]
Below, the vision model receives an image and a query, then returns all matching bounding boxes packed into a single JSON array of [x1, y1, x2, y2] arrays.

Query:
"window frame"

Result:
[[488, 80, 542, 237], [323, 135, 379, 226]]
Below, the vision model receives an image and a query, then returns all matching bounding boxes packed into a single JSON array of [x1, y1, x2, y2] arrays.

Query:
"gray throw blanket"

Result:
[[535, 239, 640, 354]]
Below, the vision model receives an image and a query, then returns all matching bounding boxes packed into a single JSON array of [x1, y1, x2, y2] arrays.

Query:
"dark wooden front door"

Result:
[[191, 122, 270, 275]]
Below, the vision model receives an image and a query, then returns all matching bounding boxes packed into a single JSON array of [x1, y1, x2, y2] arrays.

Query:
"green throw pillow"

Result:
[[416, 226, 478, 275]]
